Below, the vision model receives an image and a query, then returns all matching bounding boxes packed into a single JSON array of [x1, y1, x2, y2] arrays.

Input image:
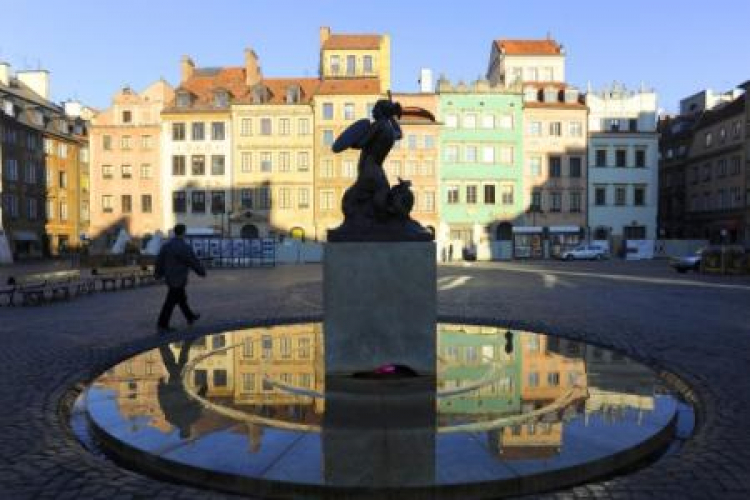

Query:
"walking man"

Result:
[[155, 224, 206, 333]]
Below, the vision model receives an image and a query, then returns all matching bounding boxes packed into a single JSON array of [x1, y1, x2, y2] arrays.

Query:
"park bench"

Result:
[[92, 265, 155, 291], [2, 270, 85, 306]]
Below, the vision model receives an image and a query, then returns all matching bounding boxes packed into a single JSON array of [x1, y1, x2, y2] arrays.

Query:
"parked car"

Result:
[[670, 249, 702, 273], [560, 244, 608, 261]]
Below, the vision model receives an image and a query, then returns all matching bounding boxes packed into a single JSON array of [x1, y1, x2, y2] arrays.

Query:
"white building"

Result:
[[586, 83, 659, 254]]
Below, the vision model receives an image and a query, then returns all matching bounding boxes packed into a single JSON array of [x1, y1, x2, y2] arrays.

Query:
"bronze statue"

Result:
[[327, 96, 435, 242]]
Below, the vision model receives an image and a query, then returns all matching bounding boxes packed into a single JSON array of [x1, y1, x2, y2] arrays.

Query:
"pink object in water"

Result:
[[375, 364, 397, 374]]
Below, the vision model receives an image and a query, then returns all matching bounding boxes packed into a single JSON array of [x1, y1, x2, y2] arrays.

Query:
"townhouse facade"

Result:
[[586, 83, 659, 255]]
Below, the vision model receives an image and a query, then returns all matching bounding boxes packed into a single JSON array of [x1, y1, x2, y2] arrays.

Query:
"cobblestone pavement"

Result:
[[1, 261, 749, 499]]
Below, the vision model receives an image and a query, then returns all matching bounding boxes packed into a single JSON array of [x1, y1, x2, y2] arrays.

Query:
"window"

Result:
[[595, 186, 606, 206], [102, 164, 113, 179], [172, 123, 185, 141], [141, 194, 152, 213], [447, 185, 459, 204], [531, 191, 542, 210], [342, 160, 356, 178], [501, 185, 514, 205], [139, 164, 152, 179], [323, 130, 334, 146], [549, 156, 561, 177], [408, 134, 418, 150], [549, 122, 562, 136], [568, 121, 582, 137], [117, 164, 130, 180], [279, 152, 291, 172], [279, 118, 290, 136], [482, 146, 495, 163], [298, 118, 310, 135], [635, 149, 646, 168], [172, 155, 186, 176], [705, 131, 713, 147], [528, 156, 541, 176], [346, 55, 356, 75], [445, 145, 458, 162], [190, 122, 204, 141], [211, 191, 225, 214], [191, 155, 205, 175], [241, 152, 252, 173], [528, 372, 539, 388], [463, 114, 477, 129], [191, 191, 206, 213], [570, 192, 582, 212], [121, 195, 132, 214], [624, 225, 646, 239], [26, 198, 37, 220], [547, 372, 560, 386], [322, 103, 334, 120], [445, 114, 458, 128], [60, 202, 69, 222], [732, 120, 742, 138], [240, 188, 253, 209], [102, 195, 114, 213], [702, 163, 712, 181], [298, 188, 310, 208], [731, 156, 741, 175], [344, 103, 355, 120], [549, 191, 562, 212], [103, 135, 112, 150], [297, 152, 309, 171], [320, 159, 334, 177], [213, 370, 228, 387], [634, 186, 646, 206], [466, 185, 478, 204], [569, 157, 582, 178], [717, 158, 727, 177], [320, 190, 335, 210], [242, 373, 255, 391], [615, 186, 627, 206], [464, 145, 478, 162], [176, 92, 191, 107], [499, 146, 514, 165], [173, 191, 186, 213], [482, 114, 495, 129], [616, 149, 627, 167], [211, 155, 225, 175], [595, 149, 607, 166], [484, 184, 496, 204], [528, 121, 541, 136], [240, 118, 252, 136], [120, 136, 131, 150], [260, 152, 272, 172], [330, 55, 340, 75], [140, 135, 152, 149], [363, 55, 373, 73], [256, 117, 271, 136], [211, 122, 225, 140], [214, 91, 228, 108], [422, 191, 435, 212], [279, 188, 291, 209], [499, 114, 514, 129], [424, 135, 435, 149], [542, 66, 553, 81]]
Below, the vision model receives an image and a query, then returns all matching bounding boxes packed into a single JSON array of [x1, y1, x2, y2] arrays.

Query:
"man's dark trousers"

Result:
[[158, 286, 196, 328]]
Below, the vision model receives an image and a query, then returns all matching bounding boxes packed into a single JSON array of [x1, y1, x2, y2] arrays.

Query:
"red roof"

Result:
[[175, 67, 248, 107], [316, 78, 381, 95], [495, 39, 562, 55], [234, 77, 321, 104], [323, 34, 382, 50]]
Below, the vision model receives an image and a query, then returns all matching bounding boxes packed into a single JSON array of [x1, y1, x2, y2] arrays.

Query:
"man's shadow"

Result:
[[157, 339, 208, 439]]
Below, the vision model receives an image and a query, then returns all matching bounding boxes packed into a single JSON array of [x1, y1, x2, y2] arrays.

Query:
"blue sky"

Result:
[[1, 0, 748, 112]]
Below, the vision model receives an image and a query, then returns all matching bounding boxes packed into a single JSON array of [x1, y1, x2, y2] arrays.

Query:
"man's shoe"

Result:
[[188, 313, 201, 326], [157, 325, 176, 334]]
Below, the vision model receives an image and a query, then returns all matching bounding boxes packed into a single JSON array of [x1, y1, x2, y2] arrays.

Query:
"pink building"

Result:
[[89, 80, 173, 246]]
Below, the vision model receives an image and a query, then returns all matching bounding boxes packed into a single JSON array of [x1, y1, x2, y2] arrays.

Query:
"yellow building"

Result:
[[319, 27, 390, 93], [231, 77, 319, 240]]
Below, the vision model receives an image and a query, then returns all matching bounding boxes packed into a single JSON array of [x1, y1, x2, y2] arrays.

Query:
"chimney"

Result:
[[0, 62, 10, 87], [63, 100, 82, 118], [17, 70, 50, 100], [244, 49, 262, 86], [419, 68, 433, 93], [180, 55, 195, 82], [320, 26, 331, 47]]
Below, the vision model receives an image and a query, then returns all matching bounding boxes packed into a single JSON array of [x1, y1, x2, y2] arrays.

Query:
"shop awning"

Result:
[[548, 226, 581, 233], [512, 226, 543, 234], [12, 230, 40, 242]]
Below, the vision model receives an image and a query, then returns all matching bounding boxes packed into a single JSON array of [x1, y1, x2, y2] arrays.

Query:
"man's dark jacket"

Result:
[[155, 237, 206, 288]]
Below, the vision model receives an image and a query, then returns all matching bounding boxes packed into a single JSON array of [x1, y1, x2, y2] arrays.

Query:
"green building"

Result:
[[437, 78, 524, 261]]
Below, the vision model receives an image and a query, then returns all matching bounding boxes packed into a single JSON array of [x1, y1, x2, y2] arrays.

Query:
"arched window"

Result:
[[495, 222, 513, 241], [241, 224, 259, 239]]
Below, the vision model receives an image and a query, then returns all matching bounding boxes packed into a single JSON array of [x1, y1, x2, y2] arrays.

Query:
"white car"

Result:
[[560, 244, 608, 261]]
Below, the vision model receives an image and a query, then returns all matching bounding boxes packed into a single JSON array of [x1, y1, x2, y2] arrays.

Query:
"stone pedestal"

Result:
[[324, 242, 436, 376]]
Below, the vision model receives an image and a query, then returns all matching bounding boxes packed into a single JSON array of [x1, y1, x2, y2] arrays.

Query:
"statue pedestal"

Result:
[[324, 242, 436, 376]]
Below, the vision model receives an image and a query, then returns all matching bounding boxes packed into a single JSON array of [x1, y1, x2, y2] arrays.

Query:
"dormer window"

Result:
[[564, 88, 579, 104], [252, 84, 269, 104], [176, 91, 192, 108], [122, 110, 132, 123], [523, 87, 538, 102], [286, 85, 301, 104], [543, 87, 558, 103], [214, 90, 229, 108], [3, 99, 14, 117]]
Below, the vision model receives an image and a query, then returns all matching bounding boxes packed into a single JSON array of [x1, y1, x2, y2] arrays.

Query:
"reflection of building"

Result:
[[230, 71, 318, 240], [181, 333, 235, 399], [436, 78, 524, 260], [89, 81, 173, 244], [438, 324, 521, 416], [231, 324, 324, 414], [587, 84, 659, 255]]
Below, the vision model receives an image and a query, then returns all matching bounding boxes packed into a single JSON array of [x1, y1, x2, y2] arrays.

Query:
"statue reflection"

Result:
[[157, 340, 207, 439]]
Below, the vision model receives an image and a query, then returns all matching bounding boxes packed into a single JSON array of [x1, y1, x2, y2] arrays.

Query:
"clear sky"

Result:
[[1, 0, 748, 112]]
